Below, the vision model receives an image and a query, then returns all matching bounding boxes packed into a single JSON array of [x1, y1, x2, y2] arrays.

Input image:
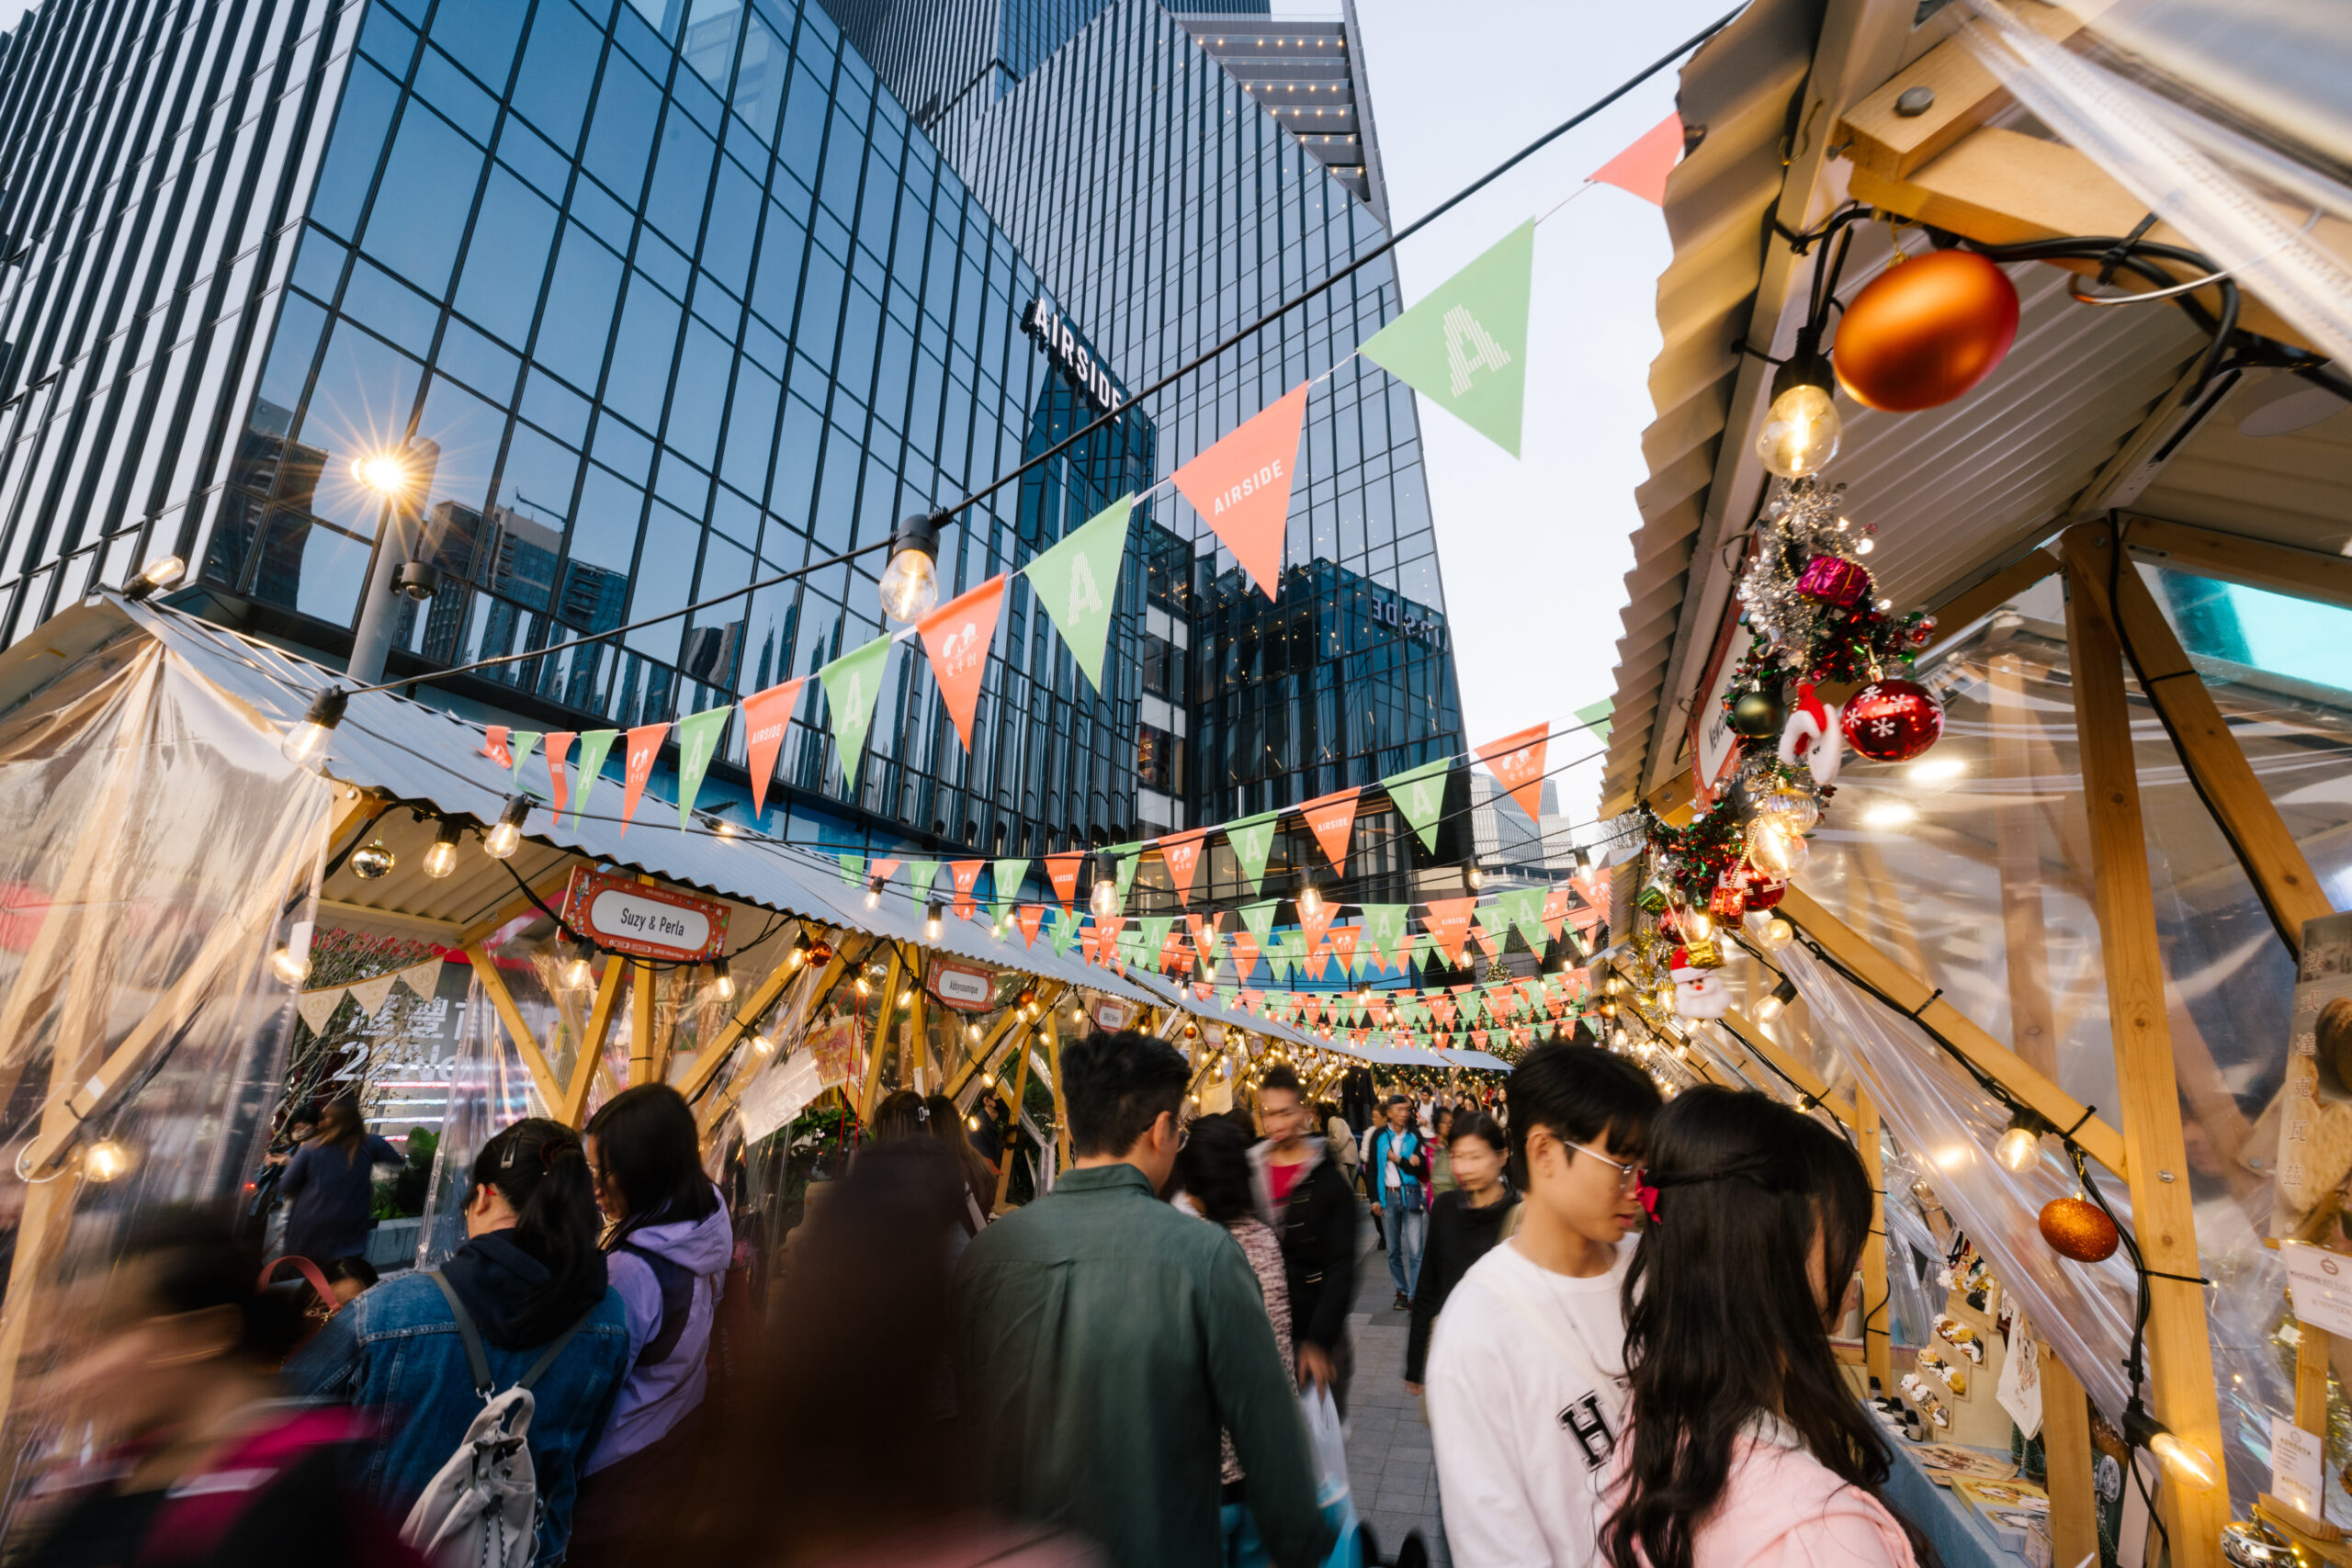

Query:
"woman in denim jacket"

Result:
[[288, 1117, 631, 1565]]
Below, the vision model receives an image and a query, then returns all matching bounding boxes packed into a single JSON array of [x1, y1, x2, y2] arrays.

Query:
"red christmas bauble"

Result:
[[1841, 679, 1944, 762], [1744, 875, 1788, 910], [1833, 250, 2020, 412], [2038, 1197, 2120, 1262]]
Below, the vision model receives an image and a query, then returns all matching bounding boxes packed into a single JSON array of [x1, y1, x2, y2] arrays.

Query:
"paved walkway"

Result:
[[1341, 1209, 1450, 1565]]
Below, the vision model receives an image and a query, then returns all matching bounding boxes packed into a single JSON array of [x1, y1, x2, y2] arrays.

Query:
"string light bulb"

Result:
[[878, 512, 942, 621], [1992, 1108, 2051, 1173], [423, 819, 462, 879], [752, 1030, 775, 1055], [1760, 917, 1795, 949], [83, 1140, 133, 1182], [268, 922, 313, 986], [560, 934, 594, 989], [484, 795, 529, 860], [709, 956, 735, 1002], [123, 553, 186, 602], [926, 900, 944, 941], [281, 685, 347, 767], [1089, 851, 1123, 919], [1296, 882, 1325, 927], [2123, 1401, 2219, 1490], [1755, 976, 1798, 1025], [1755, 330, 1841, 479], [866, 874, 886, 909]]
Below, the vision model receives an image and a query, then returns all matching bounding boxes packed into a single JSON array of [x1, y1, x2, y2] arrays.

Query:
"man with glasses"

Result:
[[1248, 1066, 1358, 1414], [1424, 1043, 1661, 1568]]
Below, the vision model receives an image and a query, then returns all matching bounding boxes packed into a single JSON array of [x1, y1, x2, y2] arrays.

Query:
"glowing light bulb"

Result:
[[282, 686, 347, 767], [1465, 864, 1484, 890], [2150, 1432, 2218, 1490], [423, 819, 462, 879], [1995, 1123, 2039, 1171], [1755, 976, 1797, 1025], [561, 942, 594, 989], [83, 1140, 133, 1182], [865, 874, 886, 909], [925, 900, 944, 941], [1747, 819, 1807, 880], [124, 553, 186, 601], [878, 513, 942, 621], [710, 957, 735, 1002], [1760, 917, 1794, 949], [855, 976, 871, 997], [1297, 883, 1324, 926], [484, 795, 528, 860], [1683, 909, 1713, 941], [968, 1023, 983, 1042], [1755, 380, 1841, 479]]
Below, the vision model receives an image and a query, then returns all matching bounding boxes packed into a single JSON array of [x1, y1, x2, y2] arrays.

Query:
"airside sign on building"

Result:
[[1023, 295, 1126, 414]]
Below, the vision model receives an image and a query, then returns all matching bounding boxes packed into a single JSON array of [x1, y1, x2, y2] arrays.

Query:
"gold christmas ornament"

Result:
[[2038, 1196, 2120, 1262]]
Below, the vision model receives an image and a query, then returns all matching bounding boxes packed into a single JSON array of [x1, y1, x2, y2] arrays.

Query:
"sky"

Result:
[[1349, 0, 1736, 827]]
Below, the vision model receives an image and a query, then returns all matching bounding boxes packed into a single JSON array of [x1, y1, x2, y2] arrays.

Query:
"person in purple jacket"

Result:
[[567, 1084, 732, 1565]]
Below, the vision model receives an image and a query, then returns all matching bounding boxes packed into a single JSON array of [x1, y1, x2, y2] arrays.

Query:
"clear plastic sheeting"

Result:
[[413, 974, 547, 1270], [0, 633, 333, 1509]]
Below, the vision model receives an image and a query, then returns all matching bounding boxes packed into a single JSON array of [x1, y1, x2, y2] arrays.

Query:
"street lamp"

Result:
[[346, 441, 435, 686]]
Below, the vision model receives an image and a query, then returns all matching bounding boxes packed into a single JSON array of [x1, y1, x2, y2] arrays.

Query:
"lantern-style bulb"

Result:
[[1757, 339, 1842, 479], [1761, 917, 1794, 949], [282, 686, 347, 767], [926, 900, 944, 941], [423, 819, 462, 879], [1992, 1108, 2049, 1173], [124, 554, 185, 601], [710, 957, 735, 1002], [1755, 976, 1797, 1025], [484, 795, 528, 860], [878, 513, 942, 622]]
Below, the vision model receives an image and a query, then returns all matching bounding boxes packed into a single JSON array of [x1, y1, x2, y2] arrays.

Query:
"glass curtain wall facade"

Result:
[[0, 0, 1165, 859], [917, 0, 1465, 837]]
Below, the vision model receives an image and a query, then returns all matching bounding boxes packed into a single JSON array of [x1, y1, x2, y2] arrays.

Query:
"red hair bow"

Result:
[[1636, 1176, 1662, 1225]]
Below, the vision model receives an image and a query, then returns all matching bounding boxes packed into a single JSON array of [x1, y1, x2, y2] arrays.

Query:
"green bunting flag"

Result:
[[1361, 904, 1410, 970], [1360, 220, 1534, 457], [1498, 886, 1550, 953], [1023, 494, 1132, 692], [839, 853, 866, 885], [1228, 814, 1279, 895], [1382, 759, 1451, 852], [1238, 901, 1280, 954], [673, 705, 731, 830], [819, 633, 892, 788], [1114, 848, 1141, 902], [571, 729, 618, 822], [510, 732, 543, 776], [1475, 903, 1515, 953], [991, 859, 1030, 930], [1049, 908, 1081, 957], [1139, 916, 1175, 964], [909, 861, 941, 905]]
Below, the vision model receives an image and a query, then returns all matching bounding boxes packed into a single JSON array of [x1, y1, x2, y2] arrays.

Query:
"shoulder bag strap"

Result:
[[425, 1270, 494, 1397], [517, 1303, 602, 1392]]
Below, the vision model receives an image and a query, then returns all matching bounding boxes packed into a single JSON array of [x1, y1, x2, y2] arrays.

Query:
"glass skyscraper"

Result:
[[0, 0, 1463, 867]]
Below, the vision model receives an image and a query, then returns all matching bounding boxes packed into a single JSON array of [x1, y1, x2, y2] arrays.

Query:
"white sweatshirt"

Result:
[[1426, 1236, 1634, 1568]]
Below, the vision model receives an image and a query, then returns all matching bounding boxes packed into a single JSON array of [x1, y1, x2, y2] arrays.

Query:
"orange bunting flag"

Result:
[[1170, 382, 1307, 600], [1161, 828, 1210, 905], [1193, 981, 1214, 1002], [1472, 1029, 1490, 1050], [1590, 113, 1683, 207], [1227, 931, 1261, 981], [484, 727, 513, 768], [1081, 926, 1102, 963], [1326, 924, 1361, 973], [1304, 942, 1331, 982], [1045, 852, 1084, 912], [948, 859, 986, 919], [1421, 897, 1476, 964], [1159, 932, 1188, 973], [740, 677, 806, 819], [1017, 906, 1047, 947], [544, 732, 575, 816], [1298, 892, 1339, 952], [618, 722, 668, 834], [1476, 724, 1548, 822], [1469, 919, 1501, 960], [1542, 885, 1571, 940], [1301, 788, 1362, 874], [1569, 863, 1608, 912], [917, 575, 1008, 750], [1242, 988, 1264, 1013]]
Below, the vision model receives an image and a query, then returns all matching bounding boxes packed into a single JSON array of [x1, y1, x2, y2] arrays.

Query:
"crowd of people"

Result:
[[6, 1038, 1931, 1568]]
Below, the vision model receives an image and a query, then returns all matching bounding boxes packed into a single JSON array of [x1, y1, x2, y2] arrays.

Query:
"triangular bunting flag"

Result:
[[571, 729, 617, 822], [1017, 905, 1047, 948], [544, 731, 575, 817], [909, 861, 941, 904], [347, 973, 398, 1021], [483, 727, 512, 768], [741, 677, 805, 819], [1476, 723, 1549, 822], [1045, 852, 1084, 912], [1227, 930, 1261, 983], [1300, 788, 1361, 874], [1171, 382, 1307, 599], [991, 859, 1030, 927], [948, 860, 986, 918], [618, 722, 668, 834], [1590, 112, 1683, 206], [1327, 924, 1361, 974], [917, 575, 1008, 750], [839, 854, 866, 885], [395, 959, 442, 998], [1228, 814, 1280, 895], [1360, 904, 1410, 970], [1161, 829, 1210, 906], [297, 987, 345, 1034], [1360, 220, 1534, 457], [673, 706, 731, 830], [820, 634, 892, 788], [1421, 897, 1476, 965], [509, 732, 542, 775], [1383, 758, 1452, 852], [1023, 495, 1131, 691]]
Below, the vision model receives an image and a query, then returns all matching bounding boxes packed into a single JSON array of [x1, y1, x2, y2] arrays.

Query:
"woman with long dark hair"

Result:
[[570, 1084, 731, 1564], [926, 1093, 1000, 1233], [1602, 1087, 1932, 1568], [277, 1093, 400, 1268], [288, 1117, 631, 1564]]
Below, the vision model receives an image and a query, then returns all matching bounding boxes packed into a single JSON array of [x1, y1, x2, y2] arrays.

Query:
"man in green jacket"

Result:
[[952, 1030, 1336, 1568]]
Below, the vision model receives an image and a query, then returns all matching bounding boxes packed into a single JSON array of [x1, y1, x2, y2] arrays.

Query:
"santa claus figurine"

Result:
[[1777, 681, 1842, 788], [1670, 946, 1731, 1021]]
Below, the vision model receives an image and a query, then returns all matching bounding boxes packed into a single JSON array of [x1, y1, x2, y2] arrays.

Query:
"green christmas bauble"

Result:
[[1728, 688, 1786, 739]]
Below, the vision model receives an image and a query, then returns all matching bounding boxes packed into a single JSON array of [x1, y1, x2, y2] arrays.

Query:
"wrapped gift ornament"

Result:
[[1794, 553, 1871, 606]]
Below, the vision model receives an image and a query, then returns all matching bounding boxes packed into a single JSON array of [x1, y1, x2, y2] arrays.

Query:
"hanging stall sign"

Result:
[[1091, 998, 1135, 1032], [808, 1013, 865, 1092], [561, 869, 730, 963], [926, 956, 997, 1013]]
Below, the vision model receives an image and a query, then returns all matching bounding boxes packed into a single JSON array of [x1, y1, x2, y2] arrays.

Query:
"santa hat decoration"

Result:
[[1776, 681, 1842, 787], [1670, 946, 1733, 1021], [1670, 946, 1698, 980]]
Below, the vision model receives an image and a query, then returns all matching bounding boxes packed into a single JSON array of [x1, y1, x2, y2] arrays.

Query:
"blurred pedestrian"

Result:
[[952, 1032, 1331, 1568], [927, 1092, 1001, 1233], [1248, 1066, 1356, 1415], [1426, 1044, 1658, 1568], [287, 1117, 630, 1565], [1366, 1096, 1429, 1308], [1603, 1087, 1931, 1568], [571, 1085, 733, 1567], [652, 1138, 1097, 1567], [13, 1210, 417, 1567], [277, 1094, 399, 1269], [1406, 1111, 1514, 1396], [1430, 1106, 1458, 1198]]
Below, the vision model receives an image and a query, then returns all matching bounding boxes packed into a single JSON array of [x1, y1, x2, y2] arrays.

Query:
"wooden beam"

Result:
[[858, 947, 904, 1122], [2124, 514, 2352, 615], [1920, 547, 2061, 660], [1044, 1008, 1072, 1175], [1715, 1007, 1858, 1127], [675, 922, 806, 1106], [465, 943, 566, 1116], [2063, 543, 2231, 1568], [992, 1025, 1035, 1214], [1776, 886, 2130, 1178], [2067, 523, 2341, 956], [948, 982, 1063, 1100], [693, 938, 870, 1141], [1856, 1089, 1893, 1393], [454, 857, 579, 948], [1834, 2, 2102, 183], [626, 961, 656, 1086], [2041, 1345, 2104, 1568], [564, 960, 628, 1127]]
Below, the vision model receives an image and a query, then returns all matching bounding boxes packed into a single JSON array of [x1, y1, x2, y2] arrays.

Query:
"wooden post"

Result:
[[992, 1029, 1035, 1213], [1856, 1088, 1893, 1393], [1045, 1007, 1072, 1173], [2062, 525, 2230, 1568], [857, 948, 903, 1123], [627, 960, 658, 1086], [694, 938, 871, 1141], [947, 982, 1062, 1100], [563, 960, 628, 1126], [906, 976, 929, 1095], [676, 925, 807, 1106], [464, 942, 567, 1114], [2041, 1344, 2103, 1568]]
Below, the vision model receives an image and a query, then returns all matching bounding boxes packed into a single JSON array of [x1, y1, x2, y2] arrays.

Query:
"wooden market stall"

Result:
[[1596, 4, 2352, 1567]]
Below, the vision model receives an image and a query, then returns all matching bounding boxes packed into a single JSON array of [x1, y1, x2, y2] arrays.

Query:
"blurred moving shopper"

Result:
[[1426, 1045, 1659, 1568], [928, 1091, 1001, 1234], [1174, 1114, 1295, 1563], [1366, 1096, 1430, 1307], [278, 1094, 400, 1269], [1247, 1066, 1357, 1414], [288, 1118, 629, 1565], [569, 1085, 733, 1566], [12, 1212, 416, 1567], [952, 1031, 1332, 1568], [1603, 1087, 1931, 1568], [655, 1139, 1097, 1567], [1405, 1111, 1516, 1393]]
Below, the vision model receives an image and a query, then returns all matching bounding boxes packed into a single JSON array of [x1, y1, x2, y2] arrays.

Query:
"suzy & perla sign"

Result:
[[562, 868, 730, 963], [1023, 296, 1125, 415]]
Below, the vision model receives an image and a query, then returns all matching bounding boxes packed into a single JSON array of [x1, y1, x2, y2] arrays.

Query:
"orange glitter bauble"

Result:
[[2039, 1196, 2120, 1262], [1833, 250, 2020, 412]]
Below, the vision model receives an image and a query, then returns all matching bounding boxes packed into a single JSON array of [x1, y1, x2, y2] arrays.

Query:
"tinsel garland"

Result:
[[1639, 758, 1829, 906], [1731, 477, 1933, 690]]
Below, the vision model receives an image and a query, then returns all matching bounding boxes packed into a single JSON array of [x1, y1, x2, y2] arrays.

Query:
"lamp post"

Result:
[[345, 441, 435, 685]]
